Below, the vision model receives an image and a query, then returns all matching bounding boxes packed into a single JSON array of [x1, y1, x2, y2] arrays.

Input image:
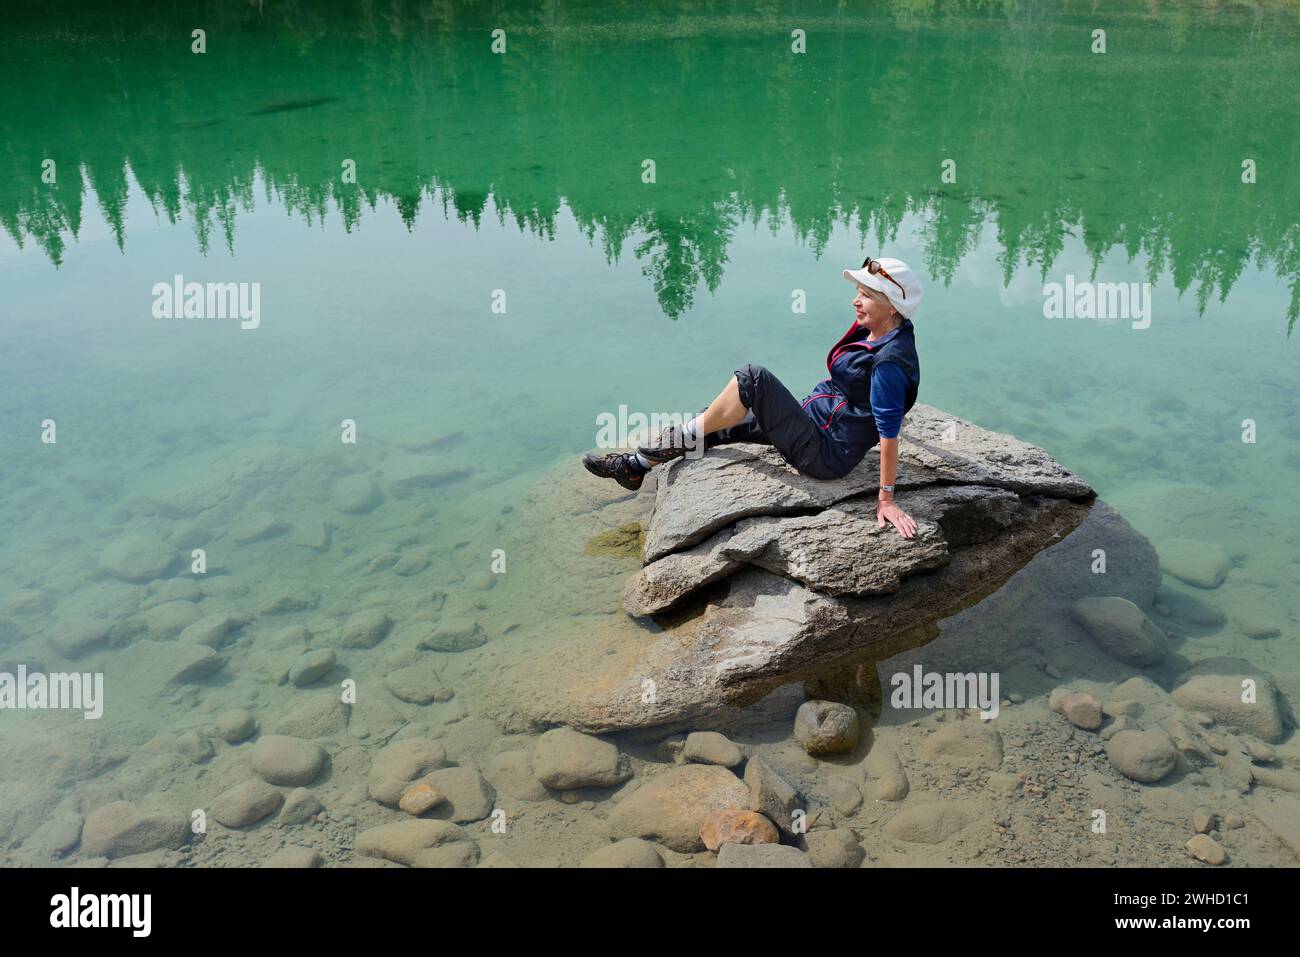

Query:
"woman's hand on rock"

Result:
[[876, 498, 917, 539]]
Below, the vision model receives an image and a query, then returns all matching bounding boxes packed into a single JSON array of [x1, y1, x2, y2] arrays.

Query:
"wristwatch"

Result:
[[879, 484, 895, 493]]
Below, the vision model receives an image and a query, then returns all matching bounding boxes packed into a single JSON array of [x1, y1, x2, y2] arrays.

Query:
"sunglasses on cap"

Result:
[[861, 257, 906, 300]]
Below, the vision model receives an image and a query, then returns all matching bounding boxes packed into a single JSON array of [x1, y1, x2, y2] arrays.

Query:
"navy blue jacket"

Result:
[[800, 318, 921, 476]]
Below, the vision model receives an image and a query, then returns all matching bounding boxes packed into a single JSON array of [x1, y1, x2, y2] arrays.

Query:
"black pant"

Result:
[[702, 364, 843, 480]]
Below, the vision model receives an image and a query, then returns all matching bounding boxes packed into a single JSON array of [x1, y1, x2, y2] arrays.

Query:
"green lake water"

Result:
[[0, 0, 1297, 866]]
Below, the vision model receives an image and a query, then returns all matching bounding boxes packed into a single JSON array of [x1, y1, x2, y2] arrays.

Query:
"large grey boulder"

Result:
[[641, 405, 1092, 563], [488, 404, 1163, 734], [627, 482, 1029, 615]]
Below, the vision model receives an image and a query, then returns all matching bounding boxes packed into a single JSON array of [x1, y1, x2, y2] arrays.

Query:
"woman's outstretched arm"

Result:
[[876, 437, 917, 538], [870, 362, 917, 539]]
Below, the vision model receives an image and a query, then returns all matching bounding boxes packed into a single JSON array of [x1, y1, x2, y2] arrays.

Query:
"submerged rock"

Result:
[[1069, 597, 1170, 666], [383, 662, 444, 703], [99, 532, 175, 582], [354, 819, 478, 868], [744, 757, 801, 836], [1185, 834, 1229, 865], [716, 843, 812, 868], [264, 846, 321, 868], [398, 782, 444, 816], [607, 764, 749, 852], [699, 809, 779, 850], [417, 617, 487, 652], [121, 640, 224, 687], [81, 803, 189, 858], [231, 511, 287, 544], [289, 648, 337, 687], [883, 800, 979, 844], [48, 618, 112, 658], [252, 735, 326, 787], [862, 745, 909, 802], [27, 811, 84, 858], [140, 600, 203, 639], [212, 780, 283, 828], [1235, 612, 1281, 640], [1252, 796, 1300, 860], [579, 839, 664, 868], [803, 828, 867, 868], [1154, 584, 1226, 627], [179, 613, 241, 649], [793, 700, 860, 756], [383, 456, 472, 492], [1171, 673, 1289, 744], [368, 739, 447, 807], [1105, 729, 1178, 783], [339, 609, 392, 648], [214, 708, 257, 743], [921, 720, 1004, 769], [420, 767, 495, 823], [484, 750, 550, 804], [287, 519, 329, 551], [1158, 537, 1230, 589], [332, 474, 381, 514], [1053, 691, 1104, 730], [681, 731, 743, 768], [273, 695, 349, 738], [279, 788, 324, 825], [531, 728, 631, 790]]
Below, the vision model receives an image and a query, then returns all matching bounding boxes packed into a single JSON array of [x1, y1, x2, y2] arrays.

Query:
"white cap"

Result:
[[843, 256, 924, 319]]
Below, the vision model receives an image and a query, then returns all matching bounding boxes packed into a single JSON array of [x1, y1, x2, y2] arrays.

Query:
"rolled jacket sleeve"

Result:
[[869, 361, 908, 439]]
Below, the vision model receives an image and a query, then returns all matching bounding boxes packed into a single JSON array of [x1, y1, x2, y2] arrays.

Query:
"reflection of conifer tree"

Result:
[[83, 159, 130, 253], [916, 192, 988, 287], [1, 165, 83, 266], [451, 190, 489, 228], [634, 201, 738, 319]]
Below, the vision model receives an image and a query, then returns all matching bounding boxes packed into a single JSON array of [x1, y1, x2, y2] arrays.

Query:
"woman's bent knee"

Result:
[[734, 364, 765, 408]]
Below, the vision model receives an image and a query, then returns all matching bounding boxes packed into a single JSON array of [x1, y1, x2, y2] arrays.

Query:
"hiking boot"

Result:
[[582, 452, 647, 491], [636, 425, 692, 465]]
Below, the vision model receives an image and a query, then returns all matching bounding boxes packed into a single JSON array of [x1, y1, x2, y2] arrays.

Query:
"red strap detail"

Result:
[[826, 320, 866, 373], [831, 340, 877, 369], [819, 400, 848, 429]]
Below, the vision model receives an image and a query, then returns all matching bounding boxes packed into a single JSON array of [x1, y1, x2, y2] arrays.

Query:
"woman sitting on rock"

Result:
[[584, 256, 923, 539]]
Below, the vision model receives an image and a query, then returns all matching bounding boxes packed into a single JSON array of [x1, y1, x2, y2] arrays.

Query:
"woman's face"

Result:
[[852, 285, 895, 329]]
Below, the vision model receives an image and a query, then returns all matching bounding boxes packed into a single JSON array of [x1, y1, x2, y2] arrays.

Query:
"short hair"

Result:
[[862, 285, 902, 317]]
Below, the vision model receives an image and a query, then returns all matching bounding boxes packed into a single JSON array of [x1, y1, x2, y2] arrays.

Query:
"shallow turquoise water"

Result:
[[0, 0, 1297, 865]]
